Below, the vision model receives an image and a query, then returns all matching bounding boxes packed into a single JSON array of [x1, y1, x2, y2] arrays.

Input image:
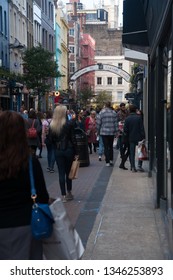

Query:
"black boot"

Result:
[[119, 154, 128, 170], [119, 163, 128, 170]]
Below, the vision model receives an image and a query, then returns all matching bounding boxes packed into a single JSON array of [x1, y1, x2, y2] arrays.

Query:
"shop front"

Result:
[[123, 0, 173, 257]]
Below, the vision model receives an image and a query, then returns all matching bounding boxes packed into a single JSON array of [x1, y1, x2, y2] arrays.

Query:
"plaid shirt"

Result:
[[96, 108, 118, 136]]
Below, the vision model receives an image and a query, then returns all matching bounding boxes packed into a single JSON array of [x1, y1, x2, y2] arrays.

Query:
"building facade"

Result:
[[33, 0, 41, 47], [95, 55, 131, 106], [123, 0, 173, 257], [27, 0, 33, 49]]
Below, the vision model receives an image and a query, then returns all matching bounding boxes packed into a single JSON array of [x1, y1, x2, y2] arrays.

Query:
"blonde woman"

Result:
[[49, 105, 79, 202]]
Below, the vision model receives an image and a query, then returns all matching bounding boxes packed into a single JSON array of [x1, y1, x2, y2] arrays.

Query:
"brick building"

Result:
[[80, 33, 95, 92]]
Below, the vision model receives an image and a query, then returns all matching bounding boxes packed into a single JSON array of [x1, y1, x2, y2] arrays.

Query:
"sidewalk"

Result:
[[82, 157, 170, 260]]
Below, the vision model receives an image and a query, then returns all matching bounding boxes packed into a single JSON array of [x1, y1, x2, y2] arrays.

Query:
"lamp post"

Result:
[[9, 38, 26, 74]]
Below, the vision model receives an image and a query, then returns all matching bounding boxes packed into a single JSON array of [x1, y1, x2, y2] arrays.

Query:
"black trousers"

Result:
[[55, 147, 74, 196], [102, 135, 114, 163]]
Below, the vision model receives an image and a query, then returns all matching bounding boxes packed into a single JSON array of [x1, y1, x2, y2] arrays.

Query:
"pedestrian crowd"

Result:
[[0, 101, 146, 259]]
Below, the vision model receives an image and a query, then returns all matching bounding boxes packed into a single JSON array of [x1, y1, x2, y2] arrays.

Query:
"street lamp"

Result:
[[9, 39, 26, 74], [9, 38, 26, 50], [8, 39, 26, 111]]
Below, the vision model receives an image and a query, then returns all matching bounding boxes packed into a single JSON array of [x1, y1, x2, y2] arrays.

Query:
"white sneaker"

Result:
[[66, 192, 74, 200], [106, 163, 110, 167], [62, 196, 67, 203], [110, 160, 113, 166]]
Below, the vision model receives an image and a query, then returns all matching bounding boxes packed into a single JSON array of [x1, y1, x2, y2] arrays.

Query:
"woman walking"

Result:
[[0, 111, 49, 259], [26, 109, 41, 156], [49, 105, 79, 202], [42, 110, 55, 173]]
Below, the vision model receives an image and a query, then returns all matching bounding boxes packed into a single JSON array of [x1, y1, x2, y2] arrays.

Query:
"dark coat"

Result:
[[50, 120, 78, 155], [124, 113, 145, 143]]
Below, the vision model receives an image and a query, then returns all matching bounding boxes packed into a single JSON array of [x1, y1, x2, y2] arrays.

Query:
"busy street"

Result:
[[1, 0, 173, 266], [38, 147, 170, 260]]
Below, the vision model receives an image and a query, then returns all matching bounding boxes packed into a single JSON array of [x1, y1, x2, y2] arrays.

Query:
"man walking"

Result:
[[96, 102, 118, 166], [124, 104, 145, 172], [117, 102, 129, 170]]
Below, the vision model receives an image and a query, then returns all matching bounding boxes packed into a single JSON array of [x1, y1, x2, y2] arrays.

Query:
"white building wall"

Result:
[[95, 55, 132, 105], [104, 2, 119, 29]]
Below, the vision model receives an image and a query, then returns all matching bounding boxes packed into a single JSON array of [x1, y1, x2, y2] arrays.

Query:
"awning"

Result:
[[122, 0, 150, 54]]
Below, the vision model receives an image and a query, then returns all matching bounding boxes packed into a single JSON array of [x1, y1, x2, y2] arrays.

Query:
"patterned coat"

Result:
[[96, 108, 118, 136]]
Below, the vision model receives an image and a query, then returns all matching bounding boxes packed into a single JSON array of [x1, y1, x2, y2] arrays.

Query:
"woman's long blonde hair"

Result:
[[50, 105, 67, 134]]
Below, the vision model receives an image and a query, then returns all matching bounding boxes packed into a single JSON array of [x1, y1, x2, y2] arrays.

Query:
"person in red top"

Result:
[[85, 110, 97, 154]]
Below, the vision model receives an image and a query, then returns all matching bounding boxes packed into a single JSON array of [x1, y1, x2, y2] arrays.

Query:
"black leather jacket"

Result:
[[50, 121, 78, 154]]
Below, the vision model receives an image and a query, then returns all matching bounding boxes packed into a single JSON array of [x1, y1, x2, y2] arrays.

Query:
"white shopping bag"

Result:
[[43, 198, 85, 260]]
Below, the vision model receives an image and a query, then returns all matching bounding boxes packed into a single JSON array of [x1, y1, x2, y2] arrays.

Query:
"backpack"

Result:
[[27, 120, 37, 139]]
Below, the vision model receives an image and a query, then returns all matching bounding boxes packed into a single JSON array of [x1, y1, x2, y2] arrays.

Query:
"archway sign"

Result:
[[70, 63, 131, 82]]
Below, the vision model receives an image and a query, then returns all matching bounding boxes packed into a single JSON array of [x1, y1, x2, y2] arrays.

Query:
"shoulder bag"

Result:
[[68, 157, 80, 179], [29, 156, 54, 240]]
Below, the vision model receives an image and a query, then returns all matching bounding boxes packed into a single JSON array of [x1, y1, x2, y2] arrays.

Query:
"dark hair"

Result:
[[46, 110, 53, 119], [37, 111, 44, 119], [0, 111, 29, 180], [105, 101, 111, 108], [28, 109, 37, 119], [129, 104, 137, 113], [120, 103, 125, 107]]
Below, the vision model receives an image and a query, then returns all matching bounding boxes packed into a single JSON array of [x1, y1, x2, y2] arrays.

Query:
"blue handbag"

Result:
[[29, 156, 54, 240]]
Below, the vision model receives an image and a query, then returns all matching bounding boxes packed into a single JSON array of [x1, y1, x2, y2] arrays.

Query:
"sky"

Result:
[[62, 0, 123, 26]]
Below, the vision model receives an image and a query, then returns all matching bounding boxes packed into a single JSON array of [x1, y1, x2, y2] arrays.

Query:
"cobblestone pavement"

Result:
[[38, 147, 118, 245]]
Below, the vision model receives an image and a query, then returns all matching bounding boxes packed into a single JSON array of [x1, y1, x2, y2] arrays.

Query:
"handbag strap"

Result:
[[29, 156, 37, 200], [28, 119, 35, 129], [31, 119, 35, 128]]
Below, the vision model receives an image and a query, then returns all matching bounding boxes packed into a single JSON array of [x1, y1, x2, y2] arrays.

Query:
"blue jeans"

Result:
[[54, 147, 75, 196], [98, 135, 104, 157], [138, 160, 143, 168], [129, 142, 137, 169], [46, 143, 55, 170]]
